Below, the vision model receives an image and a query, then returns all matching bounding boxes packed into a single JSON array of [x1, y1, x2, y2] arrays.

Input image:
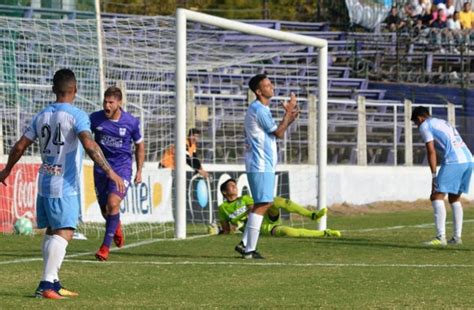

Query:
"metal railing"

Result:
[[0, 83, 465, 166], [346, 30, 474, 88]]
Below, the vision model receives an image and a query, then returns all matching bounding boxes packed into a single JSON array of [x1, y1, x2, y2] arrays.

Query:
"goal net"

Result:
[[0, 11, 328, 240]]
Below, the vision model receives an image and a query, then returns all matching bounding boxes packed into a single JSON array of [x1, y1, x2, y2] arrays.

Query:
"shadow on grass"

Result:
[[0, 291, 37, 299], [70, 251, 233, 260], [0, 251, 41, 258], [304, 238, 474, 252], [115, 251, 232, 259]]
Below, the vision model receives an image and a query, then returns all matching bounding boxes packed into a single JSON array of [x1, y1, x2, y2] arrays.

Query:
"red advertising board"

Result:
[[0, 163, 39, 233]]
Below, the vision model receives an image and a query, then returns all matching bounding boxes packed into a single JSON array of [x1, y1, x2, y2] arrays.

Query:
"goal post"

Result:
[[175, 8, 328, 239]]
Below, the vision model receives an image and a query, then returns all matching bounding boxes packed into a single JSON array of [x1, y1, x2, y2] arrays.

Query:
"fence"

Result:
[[0, 84, 465, 167]]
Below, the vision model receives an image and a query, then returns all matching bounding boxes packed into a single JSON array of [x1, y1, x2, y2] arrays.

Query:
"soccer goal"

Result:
[[0, 9, 328, 240], [174, 9, 328, 238]]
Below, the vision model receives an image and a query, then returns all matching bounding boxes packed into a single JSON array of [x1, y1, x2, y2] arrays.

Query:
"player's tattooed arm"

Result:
[[78, 131, 113, 174]]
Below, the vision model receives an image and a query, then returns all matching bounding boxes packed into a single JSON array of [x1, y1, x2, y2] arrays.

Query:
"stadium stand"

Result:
[[0, 4, 470, 166]]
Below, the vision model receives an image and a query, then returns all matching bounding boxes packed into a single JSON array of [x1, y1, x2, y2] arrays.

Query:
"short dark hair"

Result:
[[188, 128, 201, 137], [220, 178, 236, 195], [411, 106, 430, 121], [248, 74, 267, 94], [104, 86, 122, 100], [53, 69, 76, 96]]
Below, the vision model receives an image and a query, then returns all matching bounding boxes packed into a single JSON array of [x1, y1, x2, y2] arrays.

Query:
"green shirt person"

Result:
[[218, 178, 341, 255]]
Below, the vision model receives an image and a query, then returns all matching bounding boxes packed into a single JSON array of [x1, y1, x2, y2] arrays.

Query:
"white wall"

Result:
[[2, 158, 472, 208], [324, 165, 434, 205], [207, 164, 474, 207]]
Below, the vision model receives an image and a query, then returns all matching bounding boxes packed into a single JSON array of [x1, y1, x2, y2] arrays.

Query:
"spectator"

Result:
[[430, 4, 449, 23], [431, 8, 451, 52], [451, 10, 474, 51], [426, 5, 439, 26], [446, 0, 456, 17], [447, 12, 463, 52], [412, 0, 424, 18], [413, 17, 431, 43], [448, 10, 463, 29], [420, 0, 433, 16], [385, 6, 406, 31], [160, 128, 209, 178], [459, 2, 474, 29]]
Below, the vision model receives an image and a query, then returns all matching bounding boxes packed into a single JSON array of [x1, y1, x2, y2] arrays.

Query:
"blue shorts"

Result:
[[247, 172, 275, 204], [36, 195, 80, 230], [94, 171, 130, 207], [436, 162, 473, 195]]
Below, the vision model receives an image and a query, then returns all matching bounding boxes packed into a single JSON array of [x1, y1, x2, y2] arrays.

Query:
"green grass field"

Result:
[[1, 204, 474, 308]]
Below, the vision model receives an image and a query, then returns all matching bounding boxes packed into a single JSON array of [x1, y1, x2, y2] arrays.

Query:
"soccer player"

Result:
[[242, 74, 300, 259], [411, 106, 473, 245], [160, 128, 209, 178], [218, 178, 340, 254], [0, 69, 125, 299], [90, 86, 145, 261]]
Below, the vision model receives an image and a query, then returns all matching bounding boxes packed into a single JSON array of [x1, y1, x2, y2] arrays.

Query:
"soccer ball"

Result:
[[14, 217, 33, 235]]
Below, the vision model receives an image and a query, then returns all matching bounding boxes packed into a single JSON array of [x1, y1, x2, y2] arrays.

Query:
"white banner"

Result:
[[345, 0, 391, 30], [81, 162, 173, 224]]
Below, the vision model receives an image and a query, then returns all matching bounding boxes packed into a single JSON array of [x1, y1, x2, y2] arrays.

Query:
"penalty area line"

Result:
[[63, 259, 474, 269]]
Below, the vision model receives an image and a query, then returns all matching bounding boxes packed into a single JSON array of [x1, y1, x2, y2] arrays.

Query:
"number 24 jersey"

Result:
[[24, 103, 91, 198]]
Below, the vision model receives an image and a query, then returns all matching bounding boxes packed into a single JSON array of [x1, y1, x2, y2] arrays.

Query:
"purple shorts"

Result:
[[94, 171, 131, 207]]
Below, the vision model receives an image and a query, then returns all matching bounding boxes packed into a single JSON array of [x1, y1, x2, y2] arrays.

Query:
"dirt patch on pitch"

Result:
[[329, 199, 474, 215]]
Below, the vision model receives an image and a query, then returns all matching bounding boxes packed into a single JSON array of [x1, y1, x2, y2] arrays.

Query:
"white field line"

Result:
[[1, 220, 474, 267], [341, 219, 474, 232], [0, 234, 210, 266], [63, 260, 474, 268]]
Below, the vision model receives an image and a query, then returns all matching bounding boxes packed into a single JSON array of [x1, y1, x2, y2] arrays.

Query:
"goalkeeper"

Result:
[[218, 178, 341, 255]]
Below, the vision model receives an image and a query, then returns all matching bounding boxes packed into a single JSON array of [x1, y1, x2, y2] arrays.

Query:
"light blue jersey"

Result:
[[24, 103, 91, 198], [419, 117, 473, 165], [244, 100, 278, 173]]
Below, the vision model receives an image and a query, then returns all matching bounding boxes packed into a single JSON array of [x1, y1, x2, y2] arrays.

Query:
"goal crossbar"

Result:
[[175, 8, 328, 239]]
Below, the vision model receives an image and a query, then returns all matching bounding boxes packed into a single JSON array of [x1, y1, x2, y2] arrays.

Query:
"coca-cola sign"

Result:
[[0, 163, 39, 233]]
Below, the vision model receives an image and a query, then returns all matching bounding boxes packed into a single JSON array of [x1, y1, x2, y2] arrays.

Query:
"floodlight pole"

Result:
[[175, 9, 328, 238]]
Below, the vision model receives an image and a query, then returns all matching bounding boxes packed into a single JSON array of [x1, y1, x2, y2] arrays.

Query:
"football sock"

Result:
[[42, 235, 68, 283], [38, 280, 54, 291], [273, 226, 325, 238], [103, 213, 120, 248], [244, 213, 263, 253], [53, 280, 62, 291], [450, 201, 463, 239], [241, 225, 248, 247], [273, 196, 313, 218], [41, 234, 52, 262], [431, 200, 446, 238]]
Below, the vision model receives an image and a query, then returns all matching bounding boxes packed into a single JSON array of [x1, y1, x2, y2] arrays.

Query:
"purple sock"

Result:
[[102, 213, 120, 248]]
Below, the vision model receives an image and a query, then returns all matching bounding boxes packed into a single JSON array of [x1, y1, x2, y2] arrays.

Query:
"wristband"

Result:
[[432, 173, 437, 179]]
